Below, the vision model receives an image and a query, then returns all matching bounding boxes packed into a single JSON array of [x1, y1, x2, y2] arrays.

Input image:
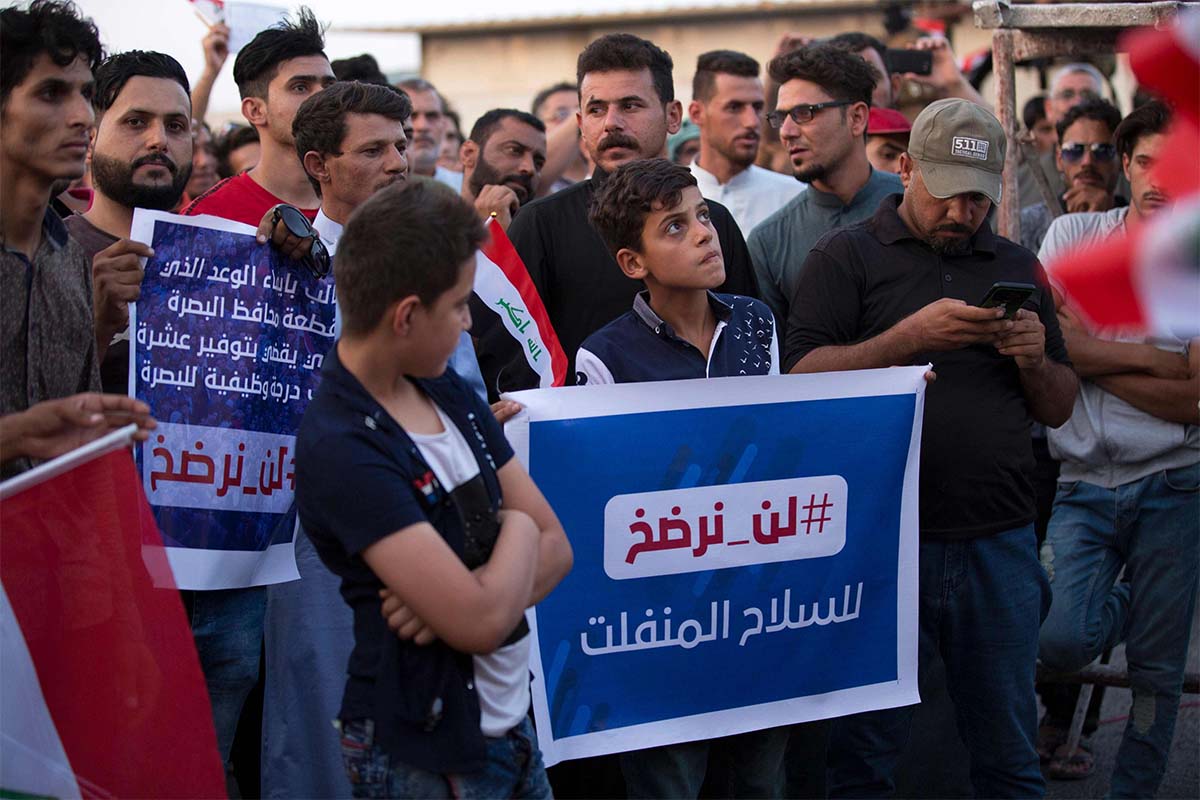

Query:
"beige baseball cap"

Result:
[[907, 98, 1006, 204]]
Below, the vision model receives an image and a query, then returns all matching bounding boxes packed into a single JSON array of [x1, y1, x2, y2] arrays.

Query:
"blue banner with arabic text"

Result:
[[507, 371, 925, 765], [130, 211, 336, 590]]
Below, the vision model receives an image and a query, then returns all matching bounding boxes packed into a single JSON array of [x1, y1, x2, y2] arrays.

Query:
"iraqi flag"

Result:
[[1043, 13, 1200, 336], [1, 427, 225, 798], [473, 217, 569, 388]]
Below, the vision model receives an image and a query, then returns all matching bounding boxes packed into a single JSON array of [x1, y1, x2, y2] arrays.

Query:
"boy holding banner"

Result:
[[578, 158, 787, 797], [295, 181, 572, 796]]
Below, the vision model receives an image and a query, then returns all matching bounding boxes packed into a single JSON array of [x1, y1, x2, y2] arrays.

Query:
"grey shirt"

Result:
[[747, 167, 902, 336], [1039, 207, 1198, 487], [1, 209, 102, 477]]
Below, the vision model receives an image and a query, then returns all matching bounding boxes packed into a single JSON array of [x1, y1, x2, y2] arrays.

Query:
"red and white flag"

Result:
[[1044, 13, 1200, 336], [1, 428, 225, 798], [473, 217, 569, 388]]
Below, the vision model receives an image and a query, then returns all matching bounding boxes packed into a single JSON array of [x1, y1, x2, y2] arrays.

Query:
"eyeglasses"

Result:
[[766, 100, 852, 129], [1053, 87, 1100, 103], [1059, 141, 1117, 163], [272, 204, 331, 279]]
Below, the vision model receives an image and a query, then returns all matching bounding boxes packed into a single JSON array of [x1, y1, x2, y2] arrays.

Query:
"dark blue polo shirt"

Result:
[[574, 291, 779, 384], [295, 344, 513, 773]]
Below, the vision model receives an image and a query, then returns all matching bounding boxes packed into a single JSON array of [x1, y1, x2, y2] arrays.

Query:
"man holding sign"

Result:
[[785, 99, 1078, 798]]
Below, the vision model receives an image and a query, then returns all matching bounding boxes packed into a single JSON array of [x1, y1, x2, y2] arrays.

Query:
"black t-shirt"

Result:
[[472, 172, 762, 400], [296, 346, 514, 773], [785, 195, 1072, 540]]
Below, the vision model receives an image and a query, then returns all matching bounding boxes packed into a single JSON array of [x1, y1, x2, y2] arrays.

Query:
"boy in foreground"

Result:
[[295, 181, 572, 797], [578, 158, 787, 797]]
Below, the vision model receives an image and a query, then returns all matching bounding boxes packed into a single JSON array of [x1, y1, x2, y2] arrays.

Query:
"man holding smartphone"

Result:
[[785, 99, 1078, 799]]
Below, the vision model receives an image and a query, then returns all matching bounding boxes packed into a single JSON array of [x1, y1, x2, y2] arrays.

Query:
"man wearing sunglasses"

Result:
[[746, 44, 902, 336], [1019, 99, 1123, 252]]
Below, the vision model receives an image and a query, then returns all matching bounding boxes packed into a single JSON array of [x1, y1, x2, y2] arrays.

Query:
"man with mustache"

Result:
[[63, 50, 192, 394], [459, 108, 547, 230], [474, 33, 760, 399], [747, 45, 901, 338], [687, 49, 804, 237], [396, 77, 463, 191], [1019, 99, 1123, 252], [1037, 101, 1197, 798], [787, 98, 1078, 800]]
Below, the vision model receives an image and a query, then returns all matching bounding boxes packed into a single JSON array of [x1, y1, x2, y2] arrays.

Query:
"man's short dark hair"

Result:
[[468, 108, 545, 147], [216, 124, 259, 177], [768, 44, 876, 107], [93, 50, 190, 112], [232, 7, 326, 100], [531, 81, 576, 116], [293, 81, 412, 193], [331, 53, 387, 85], [577, 33, 674, 105], [1022, 94, 1047, 132], [1, 0, 103, 107], [1114, 99, 1171, 161], [589, 158, 697, 257], [826, 32, 889, 74], [335, 181, 487, 335], [692, 50, 759, 103], [1055, 98, 1122, 142]]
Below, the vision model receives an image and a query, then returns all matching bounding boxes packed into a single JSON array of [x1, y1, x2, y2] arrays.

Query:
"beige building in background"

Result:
[[346, 1, 1132, 140]]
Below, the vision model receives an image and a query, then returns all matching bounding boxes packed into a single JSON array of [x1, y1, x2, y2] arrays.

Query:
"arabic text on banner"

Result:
[[130, 209, 336, 590], [504, 368, 927, 765]]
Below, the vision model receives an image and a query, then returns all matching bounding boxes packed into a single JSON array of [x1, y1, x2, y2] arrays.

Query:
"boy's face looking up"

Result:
[[618, 184, 725, 292]]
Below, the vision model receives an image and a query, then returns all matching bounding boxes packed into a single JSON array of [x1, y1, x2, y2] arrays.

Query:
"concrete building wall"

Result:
[[421, 9, 901, 128], [413, 8, 1136, 144]]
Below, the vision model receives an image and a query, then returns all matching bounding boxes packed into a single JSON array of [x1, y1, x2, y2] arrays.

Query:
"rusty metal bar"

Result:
[[973, 0, 1195, 30], [1038, 664, 1200, 694], [1010, 29, 1125, 62], [993, 29, 1019, 241]]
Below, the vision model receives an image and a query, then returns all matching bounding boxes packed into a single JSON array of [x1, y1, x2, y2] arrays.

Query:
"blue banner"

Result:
[[506, 369, 926, 764], [130, 210, 336, 589]]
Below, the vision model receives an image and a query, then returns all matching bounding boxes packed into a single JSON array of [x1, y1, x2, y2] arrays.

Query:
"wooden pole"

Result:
[[993, 29, 1019, 242]]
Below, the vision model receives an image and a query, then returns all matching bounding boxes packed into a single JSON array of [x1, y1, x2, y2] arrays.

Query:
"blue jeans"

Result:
[[339, 717, 552, 799], [620, 727, 790, 799], [1038, 464, 1200, 799], [827, 525, 1049, 799], [182, 586, 267, 771]]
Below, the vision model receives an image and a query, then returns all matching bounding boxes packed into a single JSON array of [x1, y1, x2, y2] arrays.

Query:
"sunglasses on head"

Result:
[[272, 204, 331, 279], [1059, 142, 1117, 163]]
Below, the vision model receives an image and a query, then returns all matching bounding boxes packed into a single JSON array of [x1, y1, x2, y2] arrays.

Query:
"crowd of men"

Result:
[[0, 1, 1195, 799]]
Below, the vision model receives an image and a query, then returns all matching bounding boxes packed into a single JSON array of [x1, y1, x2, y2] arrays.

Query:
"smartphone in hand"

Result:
[[978, 281, 1037, 320]]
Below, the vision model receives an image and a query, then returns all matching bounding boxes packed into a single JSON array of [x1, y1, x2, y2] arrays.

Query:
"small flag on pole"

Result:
[[473, 217, 569, 388]]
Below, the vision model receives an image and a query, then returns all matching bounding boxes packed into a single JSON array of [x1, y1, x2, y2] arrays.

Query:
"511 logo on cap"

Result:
[[951, 136, 989, 161]]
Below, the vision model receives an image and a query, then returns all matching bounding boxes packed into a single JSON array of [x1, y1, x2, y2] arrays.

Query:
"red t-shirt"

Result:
[[182, 172, 318, 227]]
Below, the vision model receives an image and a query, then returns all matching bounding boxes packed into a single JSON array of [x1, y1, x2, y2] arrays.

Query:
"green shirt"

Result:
[[747, 167, 902, 337]]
